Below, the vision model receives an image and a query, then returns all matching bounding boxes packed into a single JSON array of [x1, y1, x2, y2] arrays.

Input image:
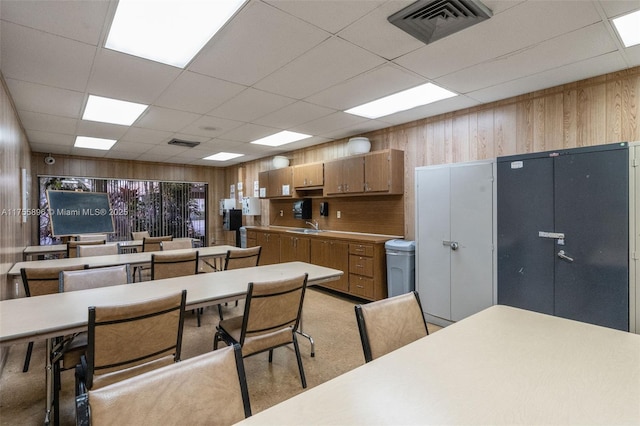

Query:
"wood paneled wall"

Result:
[[228, 67, 640, 240], [29, 154, 229, 245], [1, 74, 32, 369]]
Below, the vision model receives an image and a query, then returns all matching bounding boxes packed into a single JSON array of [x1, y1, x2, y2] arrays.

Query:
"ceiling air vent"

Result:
[[168, 138, 200, 148], [388, 0, 492, 45]]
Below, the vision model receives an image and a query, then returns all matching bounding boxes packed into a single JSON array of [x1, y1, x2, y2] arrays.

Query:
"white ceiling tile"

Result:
[[467, 52, 629, 103], [76, 120, 128, 140], [318, 120, 392, 140], [120, 127, 173, 145], [136, 153, 174, 163], [189, 1, 329, 86], [105, 150, 140, 160], [70, 147, 109, 157], [110, 141, 157, 154], [155, 71, 246, 114], [305, 64, 424, 110], [437, 23, 617, 94], [25, 130, 75, 146], [253, 101, 335, 128], [87, 49, 181, 104], [180, 115, 245, 139], [394, 0, 602, 79], [144, 143, 188, 156], [30, 143, 71, 156], [18, 111, 77, 135], [291, 111, 369, 136], [254, 37, 386, 99], [5, 79, 84, 118], [134, 107, 200, 133], [624, 44, 640, 67], [264, 0, 385, 34], [0, 0, 110, 45], [599, 0, 640, 18], [1, 21, 96, 91], [337, 1, 425, 59], [219, 123, 281, 143], [209, 88, 296, 122], [171, 148, 217, 160]]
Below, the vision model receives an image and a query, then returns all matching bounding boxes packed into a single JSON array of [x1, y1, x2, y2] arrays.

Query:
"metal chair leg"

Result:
[[23, 341, 33, 372]]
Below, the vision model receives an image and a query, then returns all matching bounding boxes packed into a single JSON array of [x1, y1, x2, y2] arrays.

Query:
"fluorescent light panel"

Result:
[[74, 136, 117, 150], [105, 0, 247, 68], [203, 152, 244, 161], [83, 95, 148, 126], [251, 131, 311, 147], [345, 83, 457, 119], [612, 9, 640, 48]]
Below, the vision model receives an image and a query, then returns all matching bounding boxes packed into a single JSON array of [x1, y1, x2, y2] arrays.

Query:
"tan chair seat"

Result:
[[218, 316, 294, 357]]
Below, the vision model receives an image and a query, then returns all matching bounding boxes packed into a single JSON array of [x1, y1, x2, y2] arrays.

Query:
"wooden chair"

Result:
[[217, 246, 262, 321], [214, 273, 309, 388], [75, 344, 251, 425], [151, 251, 199, 280], [20, 265, 87, 373], [76, 290, 187, 393], [53, 265, 131, 425], [76, 234, 108, 242], [67, 240, 106, 258], [134, 235, 172, 281], [77, 243, 119, 257], [354, 291, 429, 363], [160, 239, 193, 250]]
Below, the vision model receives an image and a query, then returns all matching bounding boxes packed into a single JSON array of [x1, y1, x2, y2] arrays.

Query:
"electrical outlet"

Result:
[[279, 210, 283, 217], [337, 210, 341, 219]]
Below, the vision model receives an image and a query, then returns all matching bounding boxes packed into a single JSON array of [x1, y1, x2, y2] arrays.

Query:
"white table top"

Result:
[[0, 262, 342, 346], [22, 238, 199, 256], [10, 245, 235, 276], [236, 305, 640, 425]]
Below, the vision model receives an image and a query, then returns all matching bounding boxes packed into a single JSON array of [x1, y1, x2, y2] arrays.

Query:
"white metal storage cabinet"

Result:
[[631, 142, 639, 334], [415, 160, 496, 327]]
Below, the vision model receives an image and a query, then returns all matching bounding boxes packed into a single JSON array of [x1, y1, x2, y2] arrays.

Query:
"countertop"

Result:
[[244, 226, 403, 244]]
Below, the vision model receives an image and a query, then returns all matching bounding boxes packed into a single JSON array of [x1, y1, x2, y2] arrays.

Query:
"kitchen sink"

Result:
[[287, 228, 325, 234]]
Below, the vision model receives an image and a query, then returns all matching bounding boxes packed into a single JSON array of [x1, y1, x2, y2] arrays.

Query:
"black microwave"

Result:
[[293, 199, 312, 220]]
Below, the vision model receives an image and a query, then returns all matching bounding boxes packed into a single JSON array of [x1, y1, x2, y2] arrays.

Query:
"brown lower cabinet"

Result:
[[247, 229, 389, 301], [310, 239, 349, 293]]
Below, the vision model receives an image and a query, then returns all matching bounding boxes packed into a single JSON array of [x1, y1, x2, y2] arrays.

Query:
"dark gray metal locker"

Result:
[[497, 143, 629, 331]]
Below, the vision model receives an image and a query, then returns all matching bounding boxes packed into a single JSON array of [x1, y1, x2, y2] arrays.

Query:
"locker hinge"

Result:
[[633, 158, 639, 167], [633, 251, 639, 260]]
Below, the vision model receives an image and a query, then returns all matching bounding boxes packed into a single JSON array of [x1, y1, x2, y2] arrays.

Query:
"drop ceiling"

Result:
[[1, 0, 638, 166]]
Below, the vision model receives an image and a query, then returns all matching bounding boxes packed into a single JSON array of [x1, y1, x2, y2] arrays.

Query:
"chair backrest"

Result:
[[130, 231, 150, 241], [21, 264, 87, 297], [77, 243, 119, 257], [77, 344, 251, 425], [224, 246, 261, 270], [160, 239, 193, 250], [85, 290, 187, 390], [151, 251, 199, 280], [142, 236, 172, 252], [67, 240, 106, 258], [76, 234, 108, 242], [354, 291, 429, 363], [239, 274, 307, 355], [60, 264, 131, 293]]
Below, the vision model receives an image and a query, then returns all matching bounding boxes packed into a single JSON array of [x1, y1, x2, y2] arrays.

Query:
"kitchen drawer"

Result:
[[349, 275, 374, 299], [349, 243, 373, 257], [349, 255, 373, 277]]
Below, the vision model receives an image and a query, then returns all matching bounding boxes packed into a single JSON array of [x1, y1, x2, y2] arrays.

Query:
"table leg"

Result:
[[44, 338, 52, 425]]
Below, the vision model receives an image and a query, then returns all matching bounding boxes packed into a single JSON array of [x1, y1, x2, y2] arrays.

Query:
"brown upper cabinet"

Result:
[[258, 167, 293, 198], [293, 162, 324, 188], [324, 149, 404, 196]]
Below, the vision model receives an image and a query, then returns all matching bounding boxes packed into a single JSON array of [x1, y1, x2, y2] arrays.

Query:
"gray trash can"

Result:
[[385, 239, 415, 297], [239, 227, 247, 248]]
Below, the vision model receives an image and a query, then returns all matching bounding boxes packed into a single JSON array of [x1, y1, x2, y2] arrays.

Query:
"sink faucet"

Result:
[[305, 220, 319, 230]]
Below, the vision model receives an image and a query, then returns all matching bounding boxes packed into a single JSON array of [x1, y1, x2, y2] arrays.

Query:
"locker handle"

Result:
[[557, 250, 574, 262], [442, 241, 459, 250]]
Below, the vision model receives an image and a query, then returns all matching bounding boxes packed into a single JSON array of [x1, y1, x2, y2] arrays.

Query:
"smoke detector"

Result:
[[388, 0, 492, 45], [44, 154, 56, 165]]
